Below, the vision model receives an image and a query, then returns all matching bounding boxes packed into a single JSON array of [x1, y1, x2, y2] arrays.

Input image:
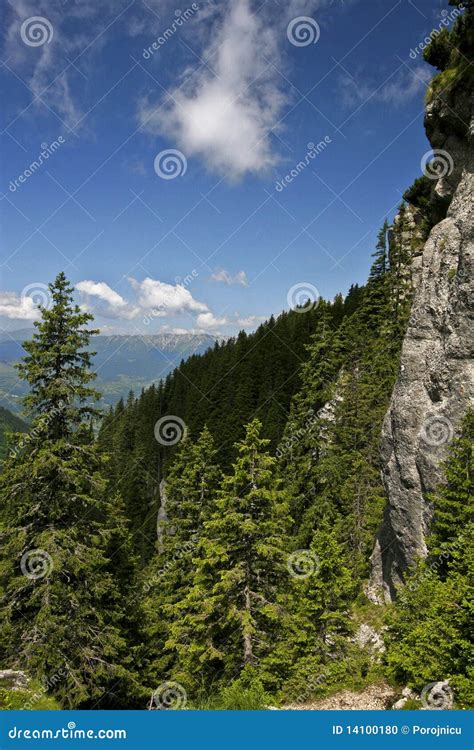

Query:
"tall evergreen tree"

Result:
[[0, 273, 142, 708], [145, 427, 221, 679], [429, 411, 474, 569], [167, 419, 291, 693]]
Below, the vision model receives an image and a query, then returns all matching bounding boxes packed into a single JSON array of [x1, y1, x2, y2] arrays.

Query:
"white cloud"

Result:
[[76, 280, 127, 308], [76, 280, 139, 319], [196, 311, 229, 329], [210, 269, 249, 286], [340, 65, 431, 109], [237, 315, 266, 328], [0, 291, 40, 320], [138, 0, 287, 180], [129, 277, 209, 315], [3, 0, 172, 129]]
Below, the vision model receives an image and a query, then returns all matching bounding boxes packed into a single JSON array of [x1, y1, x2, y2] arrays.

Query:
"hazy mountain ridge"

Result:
[[0, 332, 217, 410]]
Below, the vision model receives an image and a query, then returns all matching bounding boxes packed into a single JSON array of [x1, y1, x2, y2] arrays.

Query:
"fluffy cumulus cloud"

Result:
[[75, 280, 139, 320], [0, 277, 268, 334], [196, 311, 229, 329], [0, 291, 40, 320], [128, 277, 209, 316], [210, 269, 249, 286], [138, 0, 289, 180]]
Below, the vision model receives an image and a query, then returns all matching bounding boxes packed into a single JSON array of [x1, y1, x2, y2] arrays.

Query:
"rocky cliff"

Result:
[[370, 34, 474, 600]]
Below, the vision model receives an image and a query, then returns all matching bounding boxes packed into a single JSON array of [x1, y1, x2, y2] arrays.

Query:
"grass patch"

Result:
[[0, 681, 61, 710]]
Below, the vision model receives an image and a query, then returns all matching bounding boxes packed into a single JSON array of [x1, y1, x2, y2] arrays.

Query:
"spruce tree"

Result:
[[145, 427, 221, 679], [273, 524, 356, 700], [429, 411, 474, 569], [0, 273, 142, 708], [168, 419, 291, 693]]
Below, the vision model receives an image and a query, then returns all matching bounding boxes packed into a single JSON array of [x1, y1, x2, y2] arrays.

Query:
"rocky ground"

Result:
[[282, 682, 397, 711]]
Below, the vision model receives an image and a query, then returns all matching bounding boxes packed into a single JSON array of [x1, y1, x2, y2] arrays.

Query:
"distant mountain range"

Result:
[[0, 330, 216, 413]]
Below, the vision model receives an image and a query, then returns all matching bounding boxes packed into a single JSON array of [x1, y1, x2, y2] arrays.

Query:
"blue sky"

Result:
[[0, 0, 457, 336]]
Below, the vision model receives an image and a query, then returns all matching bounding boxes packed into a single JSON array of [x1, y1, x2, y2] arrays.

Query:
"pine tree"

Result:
[[429, 411, 474, 569], [272, 524, 356, 700], [145, 427, 221, 679], [386, 413, 474, 708], [0, 273, 143, 708], [168, 419, 291, 693]]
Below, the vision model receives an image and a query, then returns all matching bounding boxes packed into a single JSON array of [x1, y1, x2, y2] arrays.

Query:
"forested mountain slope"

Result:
[[0, 0, 472, 712], [97, 288, 362, 559]]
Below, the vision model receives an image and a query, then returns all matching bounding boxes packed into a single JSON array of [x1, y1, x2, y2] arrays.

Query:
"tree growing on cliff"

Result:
[[429, 411, 474, 571], [386, 412, 474, 708]]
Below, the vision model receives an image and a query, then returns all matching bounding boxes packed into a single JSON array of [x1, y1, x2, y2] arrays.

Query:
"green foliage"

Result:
[[98, 294, 363, 560], [0, 680, 61, 710], [423, 28, 455, 71], [164, 420, 292, 693], [0, 407, 27, 461], [216, 668, 275, 710], [145, 427, 221, 679], [278, 210, 414, 573], [429, 412, 474, 567], [386, 415, 474, 709], [0, 274, 145, 709]]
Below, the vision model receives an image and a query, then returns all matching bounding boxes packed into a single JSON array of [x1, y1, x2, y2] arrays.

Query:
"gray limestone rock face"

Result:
[[370, 109, 474, 600]]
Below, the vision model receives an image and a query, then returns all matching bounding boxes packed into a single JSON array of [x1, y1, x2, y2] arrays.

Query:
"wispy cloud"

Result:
[[3, 0, 171, 129], [138, 0, 290, 180], [237, 315, 266, 328], [339, 65, 431, 109], [210, 269, 249, 286]]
